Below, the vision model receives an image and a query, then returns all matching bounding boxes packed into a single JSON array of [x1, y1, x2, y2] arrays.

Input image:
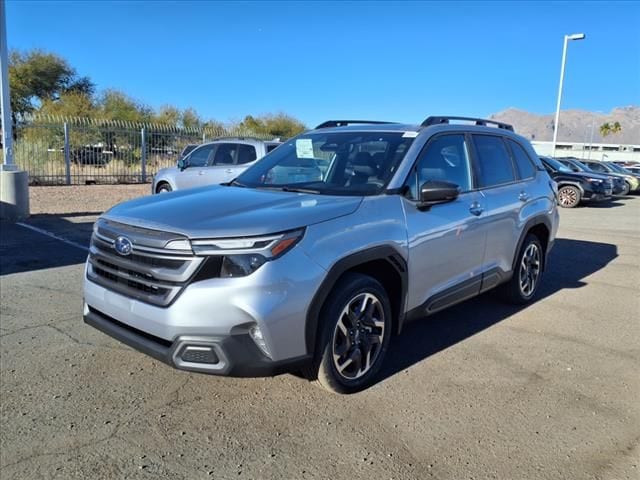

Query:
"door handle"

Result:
[[225, 169, 233, 174], [519, 191, 530, 202], [469, 202, 483, 216], [198, 170, 205, 175]]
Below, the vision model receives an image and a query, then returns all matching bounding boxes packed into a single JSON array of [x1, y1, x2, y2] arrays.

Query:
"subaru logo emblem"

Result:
[[114, 236, 133, 256]]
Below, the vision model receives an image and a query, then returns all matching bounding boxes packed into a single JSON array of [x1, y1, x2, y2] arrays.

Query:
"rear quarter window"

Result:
[[507, 139, 536, 179]]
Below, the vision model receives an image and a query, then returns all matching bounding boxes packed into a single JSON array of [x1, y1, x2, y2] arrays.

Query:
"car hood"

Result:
[[102, 185, 363, 238]]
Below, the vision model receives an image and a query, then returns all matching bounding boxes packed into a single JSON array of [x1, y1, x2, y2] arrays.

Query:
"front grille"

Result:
[[87, 220, 204, 307]]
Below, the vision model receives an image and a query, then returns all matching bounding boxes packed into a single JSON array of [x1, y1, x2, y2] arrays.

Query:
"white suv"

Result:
[[153, 138, 281, 193]]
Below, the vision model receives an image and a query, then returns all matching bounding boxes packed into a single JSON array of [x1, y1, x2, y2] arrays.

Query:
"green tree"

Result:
[[239, 113, 306, 138], [98, 89, 152, 123], [8, 49, 94, 118], [39, 91, 96, 118], [155, 105, 181, 126], [181, 108, 202, 129]]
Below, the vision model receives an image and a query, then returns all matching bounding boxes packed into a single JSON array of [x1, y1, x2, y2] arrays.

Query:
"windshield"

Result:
[[562, 158, 589, 172], [235, 131, 415, 196], [606, 163, 632, 174], [544, 156, 573, 173]]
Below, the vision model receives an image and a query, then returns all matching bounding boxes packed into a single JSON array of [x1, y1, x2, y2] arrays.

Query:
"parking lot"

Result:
[[1, 188, 638, 480]]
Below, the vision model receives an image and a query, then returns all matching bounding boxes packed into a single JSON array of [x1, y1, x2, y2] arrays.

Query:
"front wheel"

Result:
[[313, 273, 392, 394], [557, 185, 581, 208], [620, 182, 631, 196], [156, 182, 172, 194]]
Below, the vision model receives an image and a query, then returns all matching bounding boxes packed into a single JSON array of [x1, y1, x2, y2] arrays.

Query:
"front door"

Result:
[[174, 144, 216, 190], [403, 133, 488, 314]]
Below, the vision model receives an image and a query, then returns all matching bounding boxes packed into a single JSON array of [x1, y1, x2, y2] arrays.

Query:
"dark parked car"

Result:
[[539, 156, 612, 208], [71, 146, 113, 167], [579, 160, 639, 195], [557, 158, 627, 195]]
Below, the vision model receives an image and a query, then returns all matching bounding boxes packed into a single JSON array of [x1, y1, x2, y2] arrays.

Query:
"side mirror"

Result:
[[177, 158, 188, 171], [418, 180, 460, 210]]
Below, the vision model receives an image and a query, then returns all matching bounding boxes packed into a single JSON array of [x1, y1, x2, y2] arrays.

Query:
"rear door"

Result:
[[221, 144, 259, 182], [470, 134, 532, 277]]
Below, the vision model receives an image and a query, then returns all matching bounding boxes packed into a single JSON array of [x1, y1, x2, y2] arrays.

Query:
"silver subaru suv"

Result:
[[84, 117, 559, 393]]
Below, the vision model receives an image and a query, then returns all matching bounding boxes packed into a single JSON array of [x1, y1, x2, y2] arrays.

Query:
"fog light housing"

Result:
[[249, 325, 271, 359]]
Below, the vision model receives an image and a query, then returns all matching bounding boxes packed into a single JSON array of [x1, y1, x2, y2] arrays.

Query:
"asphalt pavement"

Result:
[[1, 197, 638, 479]]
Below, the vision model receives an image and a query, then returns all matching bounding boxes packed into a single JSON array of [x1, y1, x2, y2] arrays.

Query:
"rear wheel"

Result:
[[156, 182, 172, 193], [557, 185, 581, 208], [498, 234, 544, 305], [312, 273, 392, 394]]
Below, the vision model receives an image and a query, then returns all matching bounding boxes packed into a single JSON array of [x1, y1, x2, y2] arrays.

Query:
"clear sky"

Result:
[[6, 0, 640, 126]]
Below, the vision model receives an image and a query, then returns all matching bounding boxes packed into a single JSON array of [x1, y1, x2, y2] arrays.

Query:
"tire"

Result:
[[557, 185, 581, 208], [498, 234, 544, 305], [311, 273, 392, 394], [156, 182, 172, 194], [620, 182, 631, 196]]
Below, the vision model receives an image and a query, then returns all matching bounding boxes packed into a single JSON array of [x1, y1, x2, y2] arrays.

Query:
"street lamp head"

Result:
[[567, 33, 586, 41]]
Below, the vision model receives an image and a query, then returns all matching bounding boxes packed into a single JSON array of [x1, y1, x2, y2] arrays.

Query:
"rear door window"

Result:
[[212, 143, 238, 165], [472, 135, 517, 188], [507, 139, 536, 180]]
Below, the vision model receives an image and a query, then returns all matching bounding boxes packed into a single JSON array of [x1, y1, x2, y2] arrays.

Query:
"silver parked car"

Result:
[[152, 138, 281, 193], [84, 116, 559, 393]]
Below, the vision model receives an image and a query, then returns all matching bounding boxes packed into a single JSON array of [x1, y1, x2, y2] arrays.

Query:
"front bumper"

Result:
[[84, 305, 310, 377]]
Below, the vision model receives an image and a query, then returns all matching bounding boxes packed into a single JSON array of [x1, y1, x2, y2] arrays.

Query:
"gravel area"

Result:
[[29, 185, 151, 216]]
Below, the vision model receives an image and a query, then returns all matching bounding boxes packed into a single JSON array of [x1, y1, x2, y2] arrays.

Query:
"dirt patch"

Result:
[[29, 185, 150, 216]]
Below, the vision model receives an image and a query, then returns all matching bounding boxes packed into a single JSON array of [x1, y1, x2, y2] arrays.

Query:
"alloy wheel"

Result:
[[558, 187, 578, 207], [332, 292, 385, 380], [519, 243, 541, 297]]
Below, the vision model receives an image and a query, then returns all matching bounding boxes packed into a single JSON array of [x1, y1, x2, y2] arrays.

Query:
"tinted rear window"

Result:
[[507, 139, 536, 179], [472, 135, 516, 187]]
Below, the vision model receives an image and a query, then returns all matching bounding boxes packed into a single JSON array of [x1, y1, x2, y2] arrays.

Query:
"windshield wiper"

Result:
[[255, 185, 322, 194], [280, 186, 322, 194]]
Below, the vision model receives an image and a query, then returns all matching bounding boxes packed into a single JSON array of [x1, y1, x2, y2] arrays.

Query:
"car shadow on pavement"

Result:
[[377, 238, 618, 383], [0, 214, 95, 276], [584, 197, 633, 208]]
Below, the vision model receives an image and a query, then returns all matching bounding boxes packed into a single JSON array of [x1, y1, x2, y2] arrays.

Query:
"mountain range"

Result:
[[489, 106, 639, 144]]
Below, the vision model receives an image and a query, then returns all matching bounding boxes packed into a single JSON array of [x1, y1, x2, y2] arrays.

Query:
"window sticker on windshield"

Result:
[[402, 131, 419, 138], [295, 139, 315, 158]]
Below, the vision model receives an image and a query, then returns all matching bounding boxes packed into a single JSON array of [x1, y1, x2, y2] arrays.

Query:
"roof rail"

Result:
[[314, 120, 398, 129], [421, 116, 514, 131]]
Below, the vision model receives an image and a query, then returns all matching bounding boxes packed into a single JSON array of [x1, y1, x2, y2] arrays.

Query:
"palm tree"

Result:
[[600, 121, 622, 138]]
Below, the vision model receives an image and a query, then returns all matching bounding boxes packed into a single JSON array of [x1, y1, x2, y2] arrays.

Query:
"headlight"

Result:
[[191, 229, 304, 278]]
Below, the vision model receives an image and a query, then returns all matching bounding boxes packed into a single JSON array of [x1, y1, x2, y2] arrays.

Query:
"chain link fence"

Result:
[[13, 115, 268, 185]]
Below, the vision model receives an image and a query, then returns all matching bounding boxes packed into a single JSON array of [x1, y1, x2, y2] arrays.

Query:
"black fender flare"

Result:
[[512, 215, 552, 272], [304, 245, 408, 356]]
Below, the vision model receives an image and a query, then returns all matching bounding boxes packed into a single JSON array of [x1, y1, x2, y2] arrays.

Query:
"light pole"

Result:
[[551, 33, 586, 157], [0, 0, 30, 221], [0, 0, 13, 166]]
